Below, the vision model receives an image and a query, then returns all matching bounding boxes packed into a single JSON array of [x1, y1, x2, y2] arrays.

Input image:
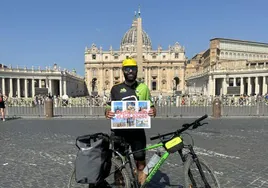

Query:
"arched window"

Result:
[[152, 81, 157, 91]]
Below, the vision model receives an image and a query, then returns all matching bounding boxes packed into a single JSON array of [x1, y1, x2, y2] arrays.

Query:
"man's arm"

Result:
[[105, 86, 115, 118], [145, 86, 156, 117]]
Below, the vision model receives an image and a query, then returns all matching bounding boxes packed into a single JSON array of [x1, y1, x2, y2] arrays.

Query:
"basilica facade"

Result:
[[84, 14, 187, 97]]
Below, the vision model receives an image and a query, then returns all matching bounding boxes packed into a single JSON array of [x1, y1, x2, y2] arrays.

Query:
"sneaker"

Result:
[[2, 119, 5, 122]]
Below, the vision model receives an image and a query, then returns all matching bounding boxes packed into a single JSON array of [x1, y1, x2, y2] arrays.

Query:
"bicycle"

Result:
[[68, 114, 220, 188]]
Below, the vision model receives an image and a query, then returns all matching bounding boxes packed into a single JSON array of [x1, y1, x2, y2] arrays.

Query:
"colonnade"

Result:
[[0, 77, 66, 98], [212, 76, 268, 96]]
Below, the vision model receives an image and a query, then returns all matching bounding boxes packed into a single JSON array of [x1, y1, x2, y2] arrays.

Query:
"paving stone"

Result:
[[0, 118, 268, 187]]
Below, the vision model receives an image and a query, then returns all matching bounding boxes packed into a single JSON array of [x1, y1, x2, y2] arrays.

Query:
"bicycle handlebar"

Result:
[[150, 114, 208, 141]]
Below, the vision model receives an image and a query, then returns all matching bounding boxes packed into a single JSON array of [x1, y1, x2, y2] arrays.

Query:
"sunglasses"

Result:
[[123, 66, 137, 72]]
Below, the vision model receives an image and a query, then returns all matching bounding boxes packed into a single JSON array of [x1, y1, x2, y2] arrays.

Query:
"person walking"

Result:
[[0, 93, 7, 121]]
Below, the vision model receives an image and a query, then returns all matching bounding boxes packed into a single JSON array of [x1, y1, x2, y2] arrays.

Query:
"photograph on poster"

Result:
[[111, 100, 151, 129]]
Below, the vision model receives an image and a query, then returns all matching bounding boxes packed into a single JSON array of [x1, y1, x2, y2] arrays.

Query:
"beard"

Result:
[[123, 72, 137, 82]]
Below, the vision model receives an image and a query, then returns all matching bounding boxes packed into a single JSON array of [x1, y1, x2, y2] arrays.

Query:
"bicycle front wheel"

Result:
[[184, 156, 220, 188], [68, 157, 132, 188]]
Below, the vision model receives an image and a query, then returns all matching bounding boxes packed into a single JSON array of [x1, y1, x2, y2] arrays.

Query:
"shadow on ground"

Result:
[[1, 117, 22, 121], [148, 170, 183, 188]]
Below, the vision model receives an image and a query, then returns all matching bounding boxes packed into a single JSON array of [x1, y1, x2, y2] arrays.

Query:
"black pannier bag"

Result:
[[75, 133, 112, 185]]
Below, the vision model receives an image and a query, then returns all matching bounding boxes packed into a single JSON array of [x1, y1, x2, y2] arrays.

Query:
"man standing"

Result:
[[105, 57, 156, 184]]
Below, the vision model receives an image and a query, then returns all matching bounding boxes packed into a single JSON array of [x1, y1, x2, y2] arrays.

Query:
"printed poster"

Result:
[[111, 100, 151, 129]]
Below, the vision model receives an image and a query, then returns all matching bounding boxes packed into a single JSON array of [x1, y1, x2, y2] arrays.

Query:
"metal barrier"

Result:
[[4, 96, 268, 118], [155, 106, 213, 117], [53, 106, 105, 117], [5, 97, 106, 118], [222, 101, 268, 117], [6, 105, 45, 118]]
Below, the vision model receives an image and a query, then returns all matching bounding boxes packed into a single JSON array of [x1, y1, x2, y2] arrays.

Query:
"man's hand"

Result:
[[148, 107, 156, 117], [105, 109, 115, 119]]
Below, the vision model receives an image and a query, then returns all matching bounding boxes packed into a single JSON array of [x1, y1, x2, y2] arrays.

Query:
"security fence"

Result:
[[4, 95, 268, 118]]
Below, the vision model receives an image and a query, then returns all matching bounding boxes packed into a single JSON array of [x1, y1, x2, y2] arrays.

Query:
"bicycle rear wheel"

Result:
[[184, 156, 220, 188], [68, 157, 132, 188]]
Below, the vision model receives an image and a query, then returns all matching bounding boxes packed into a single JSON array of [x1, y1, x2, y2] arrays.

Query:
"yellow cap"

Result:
[[122, 58, 137, 67]]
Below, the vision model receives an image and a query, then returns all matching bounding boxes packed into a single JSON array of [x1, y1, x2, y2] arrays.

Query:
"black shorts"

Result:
[[0, 102, 5, 109], [113, 129, 146, 161]]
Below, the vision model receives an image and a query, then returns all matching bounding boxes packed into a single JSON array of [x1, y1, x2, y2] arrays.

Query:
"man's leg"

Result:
[[130, 130, 147, 185], [136, 160, 147, 184], [112, 131, 128, 186], [0, 108, 4, 120]]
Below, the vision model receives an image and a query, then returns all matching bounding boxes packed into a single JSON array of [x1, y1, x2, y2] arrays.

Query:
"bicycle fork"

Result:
[[126, 155, 140, 188]]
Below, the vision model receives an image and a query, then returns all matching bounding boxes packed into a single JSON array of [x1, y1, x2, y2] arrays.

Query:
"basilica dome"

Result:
[[120, 20, 152, 51]]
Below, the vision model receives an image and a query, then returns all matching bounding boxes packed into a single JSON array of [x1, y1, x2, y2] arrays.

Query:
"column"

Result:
[[263, 76, 267, 95], [233, 77, 236, 86], [45, 78, 49, 89], [2, 78, 5, 95], [49, 79, 52, 95], [167, 67, 171, 93], [212, 77, 215, 96], [208, 75, 214, 96], [240, 77, 244, 95], [17, 78, 21, 98], [63, 79, 67, 95], [145, 67, 148, 86], [222, 77, 227, 95], [25, 79, 28, 98], [32, 79, 35, 97], [255, 77, 259, 95], [87, 68, 91, 94], [119, 68, 123, 83], [110, 68, 113, 88], [39, 79, 42, 88], [148, 68, 151, 90], [181, 67, 185, 93], [59, 79, 63, 97], [157, 67, 160, 91], [248, 77, 251, 96], [99, 68, 103, 94], [10, 78, 13, 97]]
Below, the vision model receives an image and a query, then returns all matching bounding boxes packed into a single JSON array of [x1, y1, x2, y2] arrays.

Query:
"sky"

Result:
[[1, 0, 268, 76]]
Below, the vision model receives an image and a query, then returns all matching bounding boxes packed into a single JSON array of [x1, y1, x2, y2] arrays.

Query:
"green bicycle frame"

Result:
[[140, 143, 170, 188]]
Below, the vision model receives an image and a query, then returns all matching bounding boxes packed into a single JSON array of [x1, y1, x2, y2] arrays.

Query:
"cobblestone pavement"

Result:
[[0, 117, 268, 188]]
